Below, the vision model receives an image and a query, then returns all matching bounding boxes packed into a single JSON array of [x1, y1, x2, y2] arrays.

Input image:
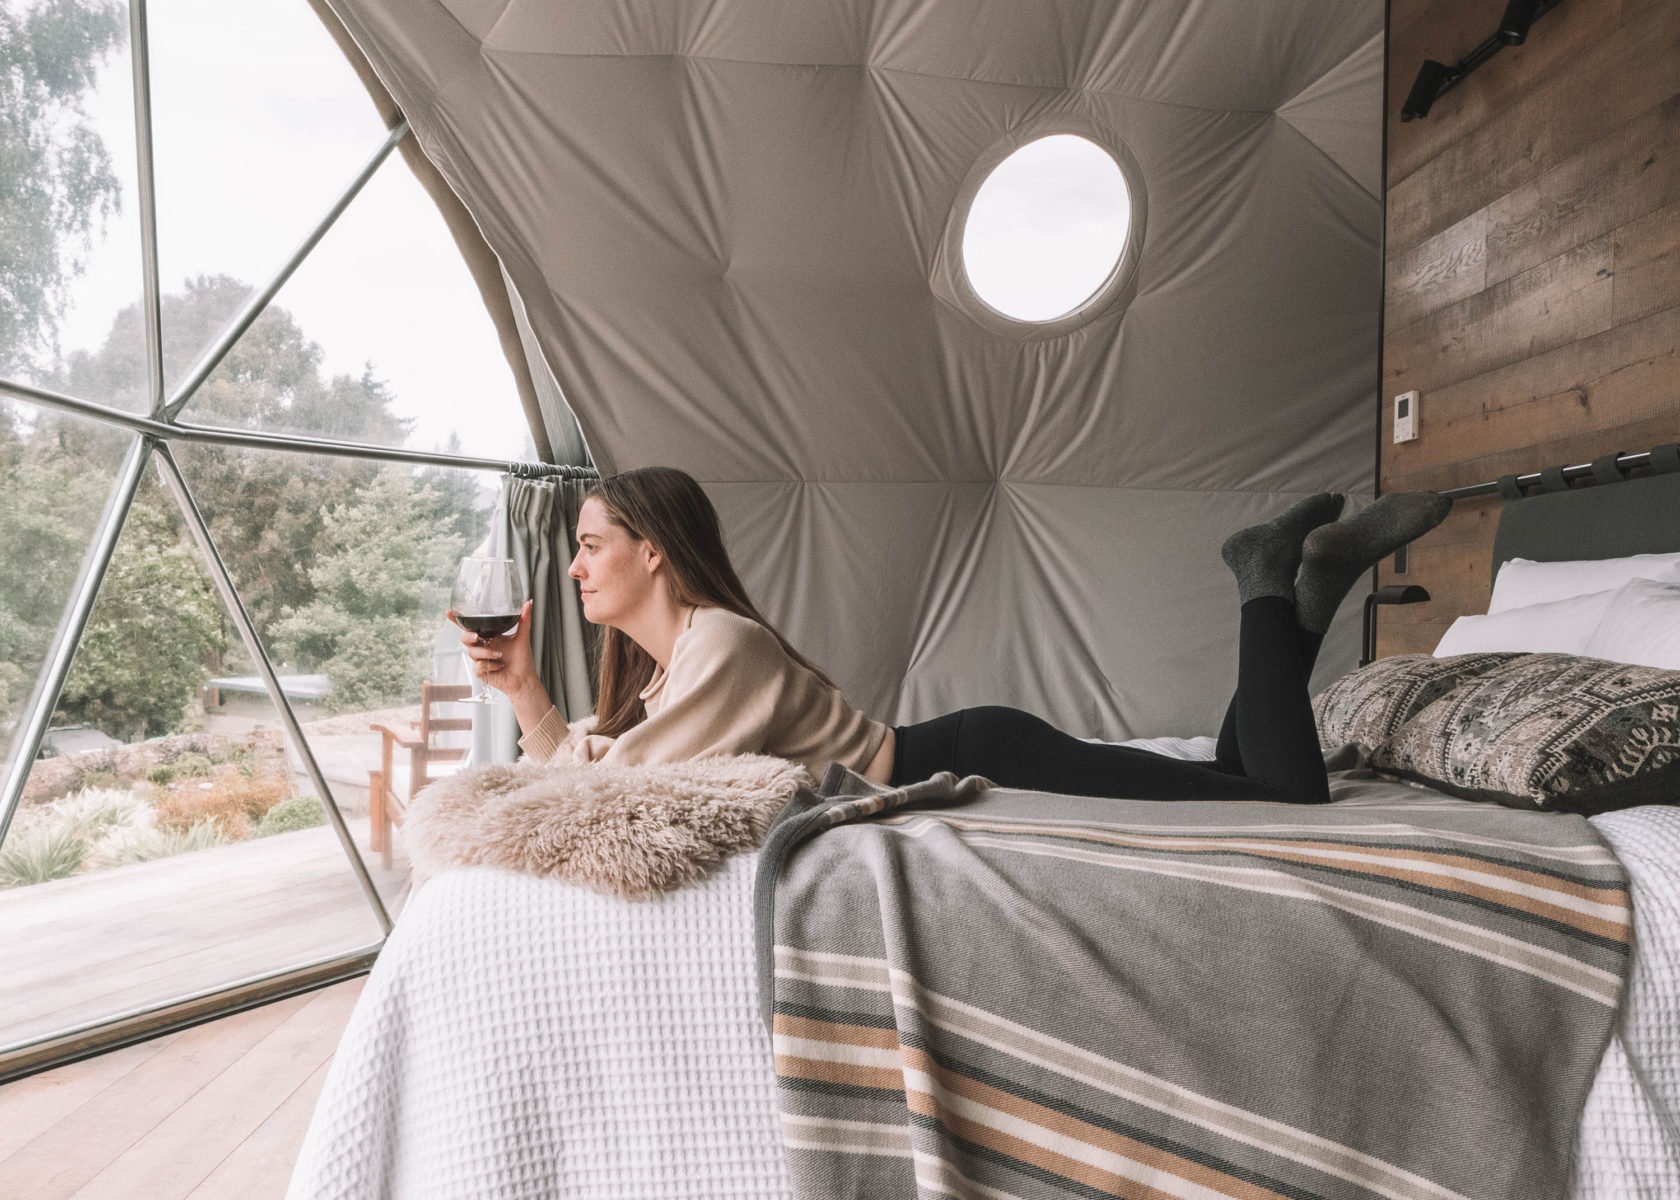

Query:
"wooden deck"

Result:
[[0, 819, 406, 1051], [0, 977, 365, 1199]]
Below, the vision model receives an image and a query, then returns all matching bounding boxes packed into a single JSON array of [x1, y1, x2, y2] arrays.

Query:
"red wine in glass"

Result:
[[452, 557, 527, 702], [456, 612, 521, 639]]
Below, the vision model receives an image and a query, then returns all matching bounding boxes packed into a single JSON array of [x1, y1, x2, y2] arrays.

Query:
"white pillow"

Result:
[[1488, 552, 1680, 613], [1433, 588, 1619, 658], [1582, 577, 1680, 670]]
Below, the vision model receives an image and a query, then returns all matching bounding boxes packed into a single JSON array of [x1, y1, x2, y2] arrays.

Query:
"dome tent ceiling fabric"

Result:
[[323, 0, 1383, 739]]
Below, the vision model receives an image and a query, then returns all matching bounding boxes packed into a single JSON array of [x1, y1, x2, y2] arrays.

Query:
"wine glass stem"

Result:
[[463, 645, 488, 702]]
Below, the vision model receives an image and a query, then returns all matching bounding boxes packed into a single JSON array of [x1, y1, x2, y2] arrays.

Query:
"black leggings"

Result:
[[888, 595, 1330, 804]]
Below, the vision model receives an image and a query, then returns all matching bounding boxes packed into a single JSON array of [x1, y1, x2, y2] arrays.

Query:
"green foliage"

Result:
[[44, 277, 481, 646], [303, 613, 422, 712], [0, 782, 245, 879], [255, 793, 325, 837], [272, 468, 465, 711], [0, 0, 126, 374], [1, 784, 144, 884], [145, 753, 210, 786], [0, 818, 86, 887], [54, 500, 225, 740], [171, 752, 212, 777], [1, 276, 491, 741], [0, 413, 121, 717], [53, 783, 139, 837], [222, 738, 266, 777], [66, 747, 120, 788]]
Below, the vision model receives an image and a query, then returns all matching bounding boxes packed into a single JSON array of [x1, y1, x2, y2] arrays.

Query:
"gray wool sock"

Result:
[[1220, 493, 1346, 604], [1295, 491, 1454, 633]]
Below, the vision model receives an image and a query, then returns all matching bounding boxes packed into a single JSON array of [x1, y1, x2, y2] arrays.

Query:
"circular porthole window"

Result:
[[957, 133, 1137, 327]]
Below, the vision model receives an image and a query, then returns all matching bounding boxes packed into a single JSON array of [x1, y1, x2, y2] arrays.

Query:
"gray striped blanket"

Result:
[[753, 765, 1632, 1200]]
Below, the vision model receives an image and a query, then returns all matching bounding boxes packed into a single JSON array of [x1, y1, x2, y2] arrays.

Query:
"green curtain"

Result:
[[496, 475, 596, 758]]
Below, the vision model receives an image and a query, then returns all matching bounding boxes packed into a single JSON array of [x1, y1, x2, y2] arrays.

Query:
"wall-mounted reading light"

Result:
[[1361, 584, 1431, 667], [1401, 60, 1452, 121], [1497, 0, 1544, 44], [1401, 0, 1566, 121]]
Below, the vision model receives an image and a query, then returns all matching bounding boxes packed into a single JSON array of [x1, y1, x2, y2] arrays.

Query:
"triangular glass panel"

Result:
[[0, 399, 136, 777], [174, 151, 537, 462], [171, 440, 502, 908], [4, 0, 151, 410], [146, 0, 390, 395], [0, 454, 384, 1053]]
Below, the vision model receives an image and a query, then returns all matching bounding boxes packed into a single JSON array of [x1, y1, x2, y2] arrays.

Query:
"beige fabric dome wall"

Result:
[[327, 0, 1384, 739]]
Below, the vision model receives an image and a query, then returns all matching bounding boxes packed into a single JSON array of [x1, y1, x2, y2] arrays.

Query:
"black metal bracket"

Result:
[[1401, 0, 1566, 122]]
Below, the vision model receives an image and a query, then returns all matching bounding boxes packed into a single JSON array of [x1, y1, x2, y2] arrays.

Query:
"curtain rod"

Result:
[[1, 376, 596, 480]]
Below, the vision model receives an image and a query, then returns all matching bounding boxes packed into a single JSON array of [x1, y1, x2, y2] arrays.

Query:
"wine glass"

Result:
[[451, 557, 526, 703]]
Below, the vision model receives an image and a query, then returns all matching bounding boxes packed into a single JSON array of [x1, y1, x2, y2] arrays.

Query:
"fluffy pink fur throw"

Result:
[[403, 754, 814, 898]]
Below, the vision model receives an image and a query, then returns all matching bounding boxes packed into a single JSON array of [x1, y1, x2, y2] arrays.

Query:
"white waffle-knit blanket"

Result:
[[286, 755, 1680, 1199], [284, 855, 789, 1200], [1573, 804, 1680, 1200]]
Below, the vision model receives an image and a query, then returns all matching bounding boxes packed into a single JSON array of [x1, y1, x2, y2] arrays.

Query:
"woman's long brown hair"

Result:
[[585, 466, 838, 738]]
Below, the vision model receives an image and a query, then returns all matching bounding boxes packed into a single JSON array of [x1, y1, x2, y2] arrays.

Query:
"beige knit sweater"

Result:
[[517, 606, 890, 780]]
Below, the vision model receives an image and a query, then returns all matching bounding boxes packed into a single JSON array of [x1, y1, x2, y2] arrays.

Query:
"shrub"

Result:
[[56, 787, 142, 838], [52, 504, 222, 741], [157, 733, 218, 764], [256, 794, 326, 837], [15, 788, 149, 878], [146, 764, 176, 786], [67, 749, 122, 792], [172, 753, 213, 778], [102, 818, 228, 866], [225, 739, 265, 778], [0, 820, 87, 888], [153, 770, 289, 839]]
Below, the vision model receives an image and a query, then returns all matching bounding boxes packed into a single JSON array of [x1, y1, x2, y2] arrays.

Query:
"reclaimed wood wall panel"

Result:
[[1377, 0, 1680, 656]]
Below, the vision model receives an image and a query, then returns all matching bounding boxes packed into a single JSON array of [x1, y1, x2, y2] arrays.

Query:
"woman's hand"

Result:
[[448, 598, 541, 703]]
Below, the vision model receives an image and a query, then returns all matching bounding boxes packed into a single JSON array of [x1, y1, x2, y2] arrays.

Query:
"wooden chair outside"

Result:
[[368, 682, 473, 869]]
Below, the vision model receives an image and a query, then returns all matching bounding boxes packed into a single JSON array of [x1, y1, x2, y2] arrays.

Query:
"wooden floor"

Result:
[[0, 819, 406, 1049], [0, 977, 365, 1199]]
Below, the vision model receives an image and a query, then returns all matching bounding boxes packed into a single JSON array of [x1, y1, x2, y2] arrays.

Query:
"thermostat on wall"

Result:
[[1393, 390, 1419, 443]]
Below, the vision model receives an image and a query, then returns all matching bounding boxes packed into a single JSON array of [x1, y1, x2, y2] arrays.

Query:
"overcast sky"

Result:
[[963, 134, 1132, 322], [49, 0, 532, 463]]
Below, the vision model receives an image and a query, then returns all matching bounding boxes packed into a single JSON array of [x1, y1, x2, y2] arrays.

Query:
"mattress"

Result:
[[285, 740, 1680, 1200]]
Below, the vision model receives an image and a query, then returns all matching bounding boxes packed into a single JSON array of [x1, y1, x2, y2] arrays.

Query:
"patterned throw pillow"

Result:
[[1313, 652, 1521, 751], [1370, 653, 1680, 814]]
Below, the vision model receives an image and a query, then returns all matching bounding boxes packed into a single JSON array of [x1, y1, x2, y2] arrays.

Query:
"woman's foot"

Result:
[[1295, 491, 1453, 633], [1220, 493, 1346, 603]]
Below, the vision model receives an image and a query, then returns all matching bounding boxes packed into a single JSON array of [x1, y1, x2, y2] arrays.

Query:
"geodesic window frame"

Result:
[[0, 0, 590, 1081]]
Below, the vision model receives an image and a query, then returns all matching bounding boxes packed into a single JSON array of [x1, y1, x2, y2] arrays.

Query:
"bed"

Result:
[[286, 468, 1680, 1200]]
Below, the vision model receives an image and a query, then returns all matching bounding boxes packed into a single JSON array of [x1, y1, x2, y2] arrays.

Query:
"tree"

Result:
[[271, 468, 464, 712], [421, 432, 496, 552], [0, 422, 92, 717], [50, 276, 432, 632], [0, 277, 496, 739], [0, 0, 125, 376], [53, 496, 224, 740]]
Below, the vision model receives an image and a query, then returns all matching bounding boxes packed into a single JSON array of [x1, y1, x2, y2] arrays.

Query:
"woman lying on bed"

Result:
[[454, 467, 1450, 805]]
